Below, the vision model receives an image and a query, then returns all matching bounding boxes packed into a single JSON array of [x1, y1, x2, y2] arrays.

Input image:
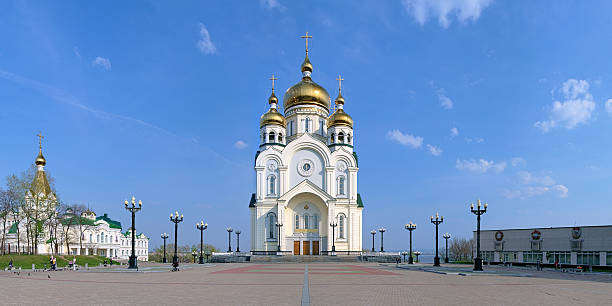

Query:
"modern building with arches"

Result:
[[250, 36, 363, 255]]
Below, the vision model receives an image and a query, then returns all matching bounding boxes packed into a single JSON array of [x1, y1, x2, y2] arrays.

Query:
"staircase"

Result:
[[250, 255, 361, 263]]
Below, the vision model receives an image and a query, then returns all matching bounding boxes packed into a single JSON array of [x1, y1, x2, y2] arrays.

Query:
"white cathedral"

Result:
[[250, 36, 363, 255]]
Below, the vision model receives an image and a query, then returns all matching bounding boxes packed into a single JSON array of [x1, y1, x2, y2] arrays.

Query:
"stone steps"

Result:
[[250, 255, 361, 263]]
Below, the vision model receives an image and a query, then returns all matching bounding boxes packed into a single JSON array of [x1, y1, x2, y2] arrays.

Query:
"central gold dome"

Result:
[[283, 78, 330, 110]]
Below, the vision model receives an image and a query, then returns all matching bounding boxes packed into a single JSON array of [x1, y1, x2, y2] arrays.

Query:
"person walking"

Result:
[[8, 258, 13, 270]]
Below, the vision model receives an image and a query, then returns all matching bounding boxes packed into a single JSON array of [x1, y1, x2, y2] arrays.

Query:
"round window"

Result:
[[297, 159, 314, 176], [303, 163, 311, 171]]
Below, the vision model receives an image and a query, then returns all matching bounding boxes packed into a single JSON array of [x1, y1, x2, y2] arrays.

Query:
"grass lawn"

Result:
[[0, 255, 119, 269]]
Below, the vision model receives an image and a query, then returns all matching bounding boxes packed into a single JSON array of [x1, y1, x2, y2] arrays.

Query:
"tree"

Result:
[[449, 237, 474, 262], [149, 243, 219, 263], [0, 188, 8, 254], [58, 203, 87, 255]]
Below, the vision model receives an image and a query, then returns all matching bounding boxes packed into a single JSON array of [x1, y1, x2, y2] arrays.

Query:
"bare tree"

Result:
[[0, 188, 8, 254], [449, 237, 474, 261]]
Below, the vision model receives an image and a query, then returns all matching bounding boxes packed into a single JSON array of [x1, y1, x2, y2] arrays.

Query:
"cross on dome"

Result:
[[269, 74, 278, 93], [300, 31, 312, 53], [37, 131, 44, 150], [336, 74, 344, 93]]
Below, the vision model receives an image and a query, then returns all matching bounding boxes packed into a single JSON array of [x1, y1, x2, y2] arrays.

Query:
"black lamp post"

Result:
[[161, 233, 169, 263], [275, 222, 283, 252], [170, 211, 183, 271], [404, 222, 416, 264], [379, 228, 386, 252], [191, 250, 197, 263], [430, 212, 444, 267], [443, 232, 451, 263], [471, 199, 488, 271], [235, 230, 241, 253], [196, 221, 207, 264], [370, 230, 376, 252], [124, 196, 142, 270], [401, 251, 408, 262], [226, 227, 233, 252], [330, 222, 338, 253], [414, 251, 422, 263]]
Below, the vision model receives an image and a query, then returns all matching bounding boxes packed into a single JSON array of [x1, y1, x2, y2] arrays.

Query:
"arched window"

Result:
[[289, 121, 294, 136], [338, 176, 346, 195], [89, 233, 92, 242], [295, 214, 300, 230], [330, 133, 335, 143], [268, 175, 276, 195], [347, 134, 351, 144], [278, 133, 283, 142], [304, 118, 310, 133], [304, 214, 310, 229], [269, 131, 275, 143], [267, 213, 276, 239], [338, 132, 345, 143], [313, 215, 319, 229], [338, 214, 346, 239], [100, 232, 104, 243]]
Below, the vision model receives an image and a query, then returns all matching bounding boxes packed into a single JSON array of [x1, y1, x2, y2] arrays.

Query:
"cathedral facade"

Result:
[[250, 36, 363, 255]]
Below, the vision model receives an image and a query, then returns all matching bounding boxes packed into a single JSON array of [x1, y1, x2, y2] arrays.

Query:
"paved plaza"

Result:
[[1, 262, 612, 305]]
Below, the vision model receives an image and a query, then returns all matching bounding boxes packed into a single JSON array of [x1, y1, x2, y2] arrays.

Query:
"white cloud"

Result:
[[427, 144, 443, 156], [455, 159, 506, 173], [511, 157, 526, 167], [504, 171, 568, 199], [402, 0, 493, 28], [464, 137, 484, 143], [517, 171, 555, 186], [387, 129, 423, 148], [73, 47, 81, 58], [92, 57, 111, 70], [535, 79, 596, 132], [606, 99, 612, 117], [196, 23, 217, 55], [450, 127, 459, 137], [234, 140, 248, 149], [436, 88, 453, 109], [260, 0, 286, 11]]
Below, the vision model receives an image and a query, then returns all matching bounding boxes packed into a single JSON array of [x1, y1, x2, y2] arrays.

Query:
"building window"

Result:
[[305, 118, 310, 133], [262, 132, 266, 143], [304, 214, 310, 229], [347, 134, 351, 144], [319, 120, 324, 135], [577, 252, 600, 265], [522, 251, 543, 263], [338, 132, 345, 143], [269, 132, 275, 143], [89, 233, 92, 242], [547, 251, 570, 264], [289, 121, 294, 136], [278, 133, 283, 142], [313, 215, 319, 229], [268, 175, 276, 195], [295, 214, 300, 230], [330, 133, 335, 143], [338, 176, 346, 195], [267, 213, 276, 239], [338, 214, 345, 239]]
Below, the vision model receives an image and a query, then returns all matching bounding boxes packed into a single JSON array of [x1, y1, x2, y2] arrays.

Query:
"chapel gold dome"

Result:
[[328, 109, 353, 128], [260, 108, 286, 128], [35, 150, 46, 166], [283, 78, 331, 110]]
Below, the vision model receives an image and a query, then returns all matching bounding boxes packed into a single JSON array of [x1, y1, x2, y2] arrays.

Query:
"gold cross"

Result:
[[36, 131, 44, 149], [336, 74, 344, 93], [269, 74, 278, 92], [300, 31, 312, 53]]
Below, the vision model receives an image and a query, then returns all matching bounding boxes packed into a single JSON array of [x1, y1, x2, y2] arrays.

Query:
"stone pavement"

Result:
[[1, 262, 611, 305]]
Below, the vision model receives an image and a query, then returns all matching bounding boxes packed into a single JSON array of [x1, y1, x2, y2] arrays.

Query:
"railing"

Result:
[[319, 251, 363, 256], [250, 251, 292, 255]]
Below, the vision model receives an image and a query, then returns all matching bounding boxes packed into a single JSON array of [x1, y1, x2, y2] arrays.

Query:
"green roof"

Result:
[[96, 213, 122, 229], [249, 193, 256, 208], [8, 222, 18, 234], [61, 216, 95, 226], [357, 193, 364, 208], [352, 152, 359, 167]]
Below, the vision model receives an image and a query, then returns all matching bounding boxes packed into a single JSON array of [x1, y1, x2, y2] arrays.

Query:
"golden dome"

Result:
[[260, 108, 286, 128], [328, 109, 353, 128], [283, 78, 330, 110], [268, 92, 279, 105], [35, 150, 46, 166]]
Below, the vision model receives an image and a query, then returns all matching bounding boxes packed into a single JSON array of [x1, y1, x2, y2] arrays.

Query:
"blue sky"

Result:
[[1, 0, 612, 252]]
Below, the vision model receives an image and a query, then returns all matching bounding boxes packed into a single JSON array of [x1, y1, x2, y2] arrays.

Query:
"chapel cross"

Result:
[[36, 132, 44, 149], [300, 32, 312, 53], [336, 74, 344, 93], [269, 74, 278, 92]]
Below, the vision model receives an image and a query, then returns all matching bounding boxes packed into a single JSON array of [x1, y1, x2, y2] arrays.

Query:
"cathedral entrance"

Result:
[[303, 241, 310, 255], [313, 241, 319, 255], [293, 241, 300, 255]]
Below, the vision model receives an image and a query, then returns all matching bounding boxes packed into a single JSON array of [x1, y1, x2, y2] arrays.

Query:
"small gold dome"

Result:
[[335, 92, 345, 105], [301, 54, 313, 73], [260, 108, 286, 128], [268, 92, 279, 105], [283, 78, 330, 110], [35, 150, 46, 166], [327, 109, 353, 128]]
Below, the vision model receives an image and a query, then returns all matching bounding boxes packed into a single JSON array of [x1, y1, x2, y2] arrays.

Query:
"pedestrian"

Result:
[[52, 256, 57, 270], [73, 256, 77, 271], [8, 258, 13, 270]]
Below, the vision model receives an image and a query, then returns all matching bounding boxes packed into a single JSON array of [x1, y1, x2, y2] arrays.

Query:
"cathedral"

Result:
[[250, 34, 363, 255]]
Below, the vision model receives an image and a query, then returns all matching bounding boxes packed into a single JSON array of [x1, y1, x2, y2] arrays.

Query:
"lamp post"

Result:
[[379, 228, 386, 252], [471, 199, 488, 271], [330, 222, 338, 253], [235, 230, 241, 253], [401, 251, 408, 262], [160, 233, 169, 263], [226, 227, 233, 252], [430, 212, 444, 267], [196, 221, 207, 264], [370, 230, 376, 252], [443, 233, 451, 263], [170, 211, 183, 271], [192, 250, 197, 263], [275, 222, 283, 252], [404, 222, 416, 264], [414, 251, 422, 263], [124, 196, 142, 270]]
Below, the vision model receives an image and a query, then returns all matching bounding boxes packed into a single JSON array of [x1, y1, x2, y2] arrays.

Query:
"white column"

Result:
[[255, 167, 265, 200]]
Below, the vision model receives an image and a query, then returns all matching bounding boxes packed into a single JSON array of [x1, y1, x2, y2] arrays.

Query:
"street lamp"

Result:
[[192, 250, 197, 263], [196, 221, 208, 264], [379, 228, 386, 252], [235, 230, 241, 253], [330, 222, 338, 253], [443, 233, 451, 263], [401, 251, 408, 262], [160, 233, 169, 263], [414, 251, 422, 263], [275, 222, 283, 252], [124, 196, 142, 270], [226, 227, 233, 252], [370, 230, 376, 252], [430, 212, 444, 267], [170, 211, 184, 271], [471, 199, 488, 271], [404, 222, 417, 264]]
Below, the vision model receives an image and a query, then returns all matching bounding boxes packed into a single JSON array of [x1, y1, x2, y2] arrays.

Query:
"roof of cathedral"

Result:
[[8, 222, 18, 234], [327, 108, 353, 128], [249, 193, 256, 208], [96, 213, 122, 229], [30, 167, 53, 196], [357, 193, 364, 208], [283, 52, 331, 111], [260, 107, 286, 128]]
